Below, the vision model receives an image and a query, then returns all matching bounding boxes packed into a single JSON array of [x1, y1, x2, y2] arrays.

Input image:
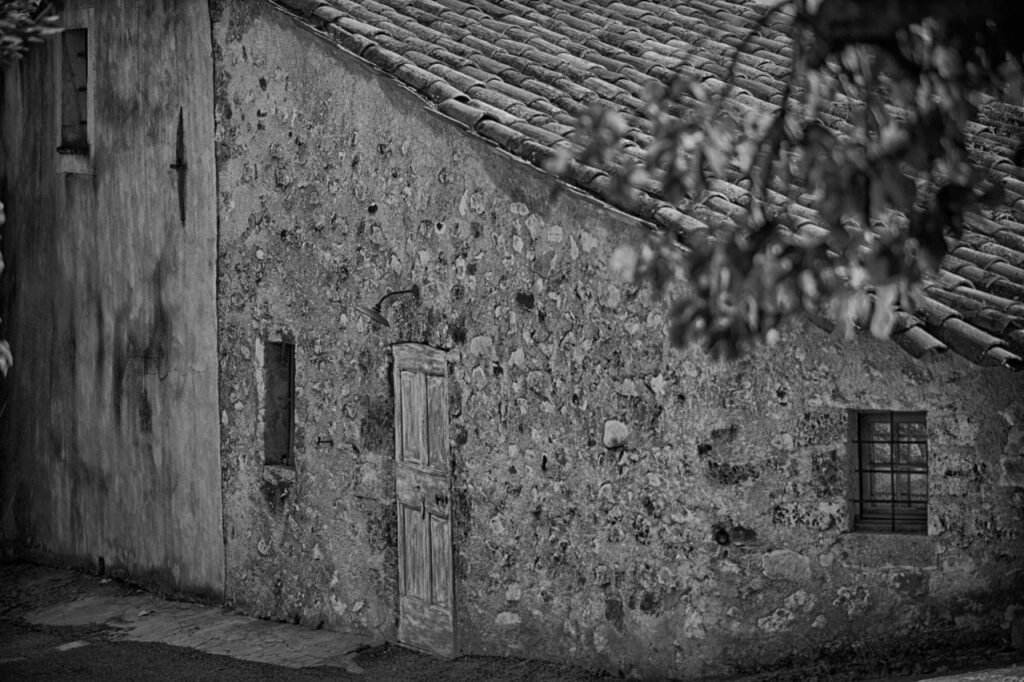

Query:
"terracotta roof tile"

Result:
[[360, 44, 404, 73], [893, 325, 948, 359], [426, 62, 484, 91], [926, 287, 1022, 335], [311, 4, 344, 23], [272, 0, 1024, 370], [1010, 329, 1024, 354], [323, 24, 373, 56], [392, 63, 442, 92], [476, 119, 527, 153], [936, 318, 1016, 367], [281, 0, 323, 14], [421, 79, 463, 105]]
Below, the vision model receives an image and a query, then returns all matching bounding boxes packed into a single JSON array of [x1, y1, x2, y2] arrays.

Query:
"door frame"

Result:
[[391, 342, 456, 657]]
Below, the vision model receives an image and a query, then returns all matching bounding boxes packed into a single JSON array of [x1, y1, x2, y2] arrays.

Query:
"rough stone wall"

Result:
[[213, 2, 1024, 676]]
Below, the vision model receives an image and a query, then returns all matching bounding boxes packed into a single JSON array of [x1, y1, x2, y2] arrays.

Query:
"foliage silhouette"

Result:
[[569, 0, 1024, 359]]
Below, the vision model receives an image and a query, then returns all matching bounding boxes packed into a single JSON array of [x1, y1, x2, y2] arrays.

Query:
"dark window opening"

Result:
[[59, 27, 89, 155], [264, 340, 295, 467], [851, 411, 928, 534]]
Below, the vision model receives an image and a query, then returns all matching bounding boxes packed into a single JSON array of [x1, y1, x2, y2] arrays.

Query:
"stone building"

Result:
[[3, 0, 1024, 678]]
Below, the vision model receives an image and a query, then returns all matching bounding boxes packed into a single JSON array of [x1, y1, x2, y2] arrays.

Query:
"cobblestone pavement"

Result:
[[1, 561, 1021, 681]]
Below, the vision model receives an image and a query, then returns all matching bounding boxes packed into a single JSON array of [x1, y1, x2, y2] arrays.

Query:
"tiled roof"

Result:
[[272, 0, 1024, 370]]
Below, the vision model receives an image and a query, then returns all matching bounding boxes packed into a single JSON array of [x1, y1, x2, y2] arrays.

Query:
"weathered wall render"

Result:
[[0, 0, 223, 595]]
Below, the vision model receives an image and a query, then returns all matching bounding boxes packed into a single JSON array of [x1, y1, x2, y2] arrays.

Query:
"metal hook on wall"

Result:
[[353, 284, 420, 327]]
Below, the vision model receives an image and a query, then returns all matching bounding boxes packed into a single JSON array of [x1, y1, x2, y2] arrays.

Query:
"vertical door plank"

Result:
[[400, 371, 426, 464], [395, 494, 406, 601], [430, 513, 452, 607], [402, 504, 430, 600], [426, 375, 447, 470]]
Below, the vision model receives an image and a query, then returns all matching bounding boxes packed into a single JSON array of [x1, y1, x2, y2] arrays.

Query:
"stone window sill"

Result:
[[262, 464, 296, 483]]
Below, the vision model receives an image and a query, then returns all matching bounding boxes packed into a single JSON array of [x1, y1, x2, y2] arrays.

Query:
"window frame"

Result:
[[54, 7, 95, 175], [850, 410, 929, 535]]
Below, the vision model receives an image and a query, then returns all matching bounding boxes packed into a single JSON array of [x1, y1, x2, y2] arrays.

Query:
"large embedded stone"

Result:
[[505, 583, 522, 603], [757, 608, 794, 633], [603, 420, 629, 448], [469, 335, 493, 358], [495, 611, 521, 626], [762, 549, 811, 582], [616, 379, 639, 397], [1001, 457, 1024, 487]]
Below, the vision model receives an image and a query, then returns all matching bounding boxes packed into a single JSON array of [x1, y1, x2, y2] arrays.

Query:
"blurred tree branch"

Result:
[[0, 2, 56, 376], [0, 1, 59, 67], [570, 0, 1024, 359]]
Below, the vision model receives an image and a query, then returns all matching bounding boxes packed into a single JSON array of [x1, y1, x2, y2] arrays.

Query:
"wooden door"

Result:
[[392, 344, 455, 657]]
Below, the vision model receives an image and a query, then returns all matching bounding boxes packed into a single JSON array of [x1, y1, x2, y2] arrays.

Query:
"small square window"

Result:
[[850, 411, 928, 534], [264, 340, 295, 467]]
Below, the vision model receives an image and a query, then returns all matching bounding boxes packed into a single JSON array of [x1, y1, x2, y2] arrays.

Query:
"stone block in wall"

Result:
[[810, 449, 844, 497], [260, 466, 295, 515], [761, 549, 811, 582], [1010, 606, 1024, 653], [705, 460, 760, 485], [771, 500, 845, 530], [603, 420, 629, 448], [1000, 456, 1024, 488], [795, 411, 847, 446], [834, 533, 935, 568], [887, 569, 928, 598]]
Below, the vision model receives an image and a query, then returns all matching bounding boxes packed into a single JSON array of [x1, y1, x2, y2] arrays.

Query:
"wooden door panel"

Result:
[[426, 375, 448, 470], [399, 594, 454, 658], [401, 504, 430, 601], [430, 514, 452, 607], [400, 371, 426, 464], [397, 468, 449, 515]]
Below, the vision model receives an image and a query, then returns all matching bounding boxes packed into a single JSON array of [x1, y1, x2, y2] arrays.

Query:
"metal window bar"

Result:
[[854, 411, 928, 534]]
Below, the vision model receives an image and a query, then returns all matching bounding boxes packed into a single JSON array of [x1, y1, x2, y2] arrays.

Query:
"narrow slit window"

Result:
[[264, 340, 295, 467], [54, 9, 94, 174], [851, 411, 928, 534], [59, 27, 89, 154]]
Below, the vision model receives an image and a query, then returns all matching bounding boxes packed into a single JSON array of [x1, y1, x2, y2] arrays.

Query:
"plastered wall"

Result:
[[0, 0, 223, 595]]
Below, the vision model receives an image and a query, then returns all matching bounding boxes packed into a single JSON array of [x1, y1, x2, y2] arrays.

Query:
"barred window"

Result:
[[851, 411, 928, 534]]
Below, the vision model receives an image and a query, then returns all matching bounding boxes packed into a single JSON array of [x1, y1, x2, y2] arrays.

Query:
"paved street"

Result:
[[1, 562, 1021, 681], [25, 591, 375, 671], [0, 616, 619, 681], [0, 562, 606, 681]]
